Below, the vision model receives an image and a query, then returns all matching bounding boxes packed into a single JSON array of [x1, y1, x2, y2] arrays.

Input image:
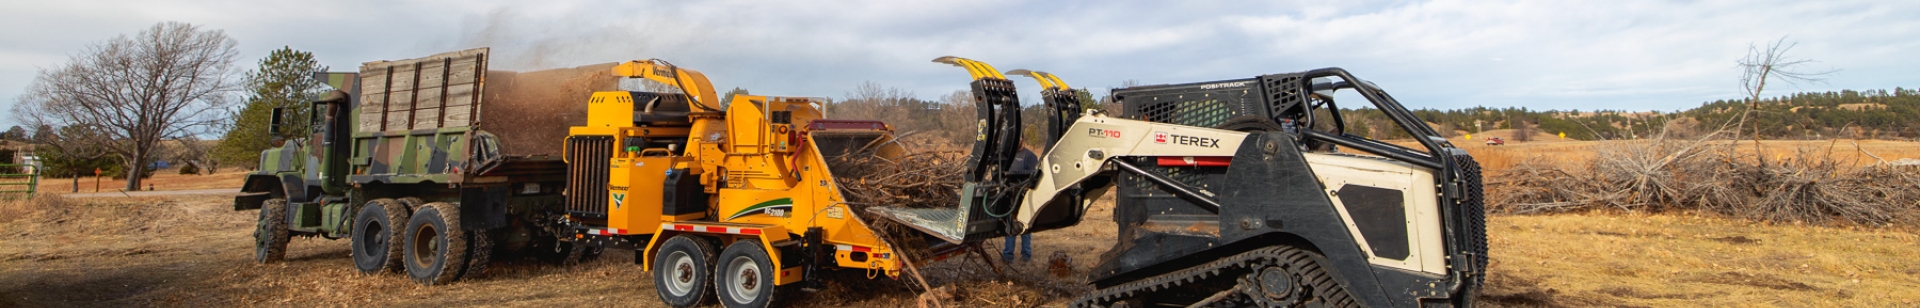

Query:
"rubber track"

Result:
[[1454, 154, 1490, 289], [1070, 246, 1355, 308]]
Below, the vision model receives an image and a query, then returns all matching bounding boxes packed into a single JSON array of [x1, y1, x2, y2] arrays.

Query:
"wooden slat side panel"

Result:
[[445, 83, 476, 107], [412, 108, 441, 129], [444, 105, 473, 127], [356, 48, 488, 133], [417, 60, 447, 89]]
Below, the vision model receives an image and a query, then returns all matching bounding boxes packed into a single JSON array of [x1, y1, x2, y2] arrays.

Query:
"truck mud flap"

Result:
[[460, 187, 509, 230]]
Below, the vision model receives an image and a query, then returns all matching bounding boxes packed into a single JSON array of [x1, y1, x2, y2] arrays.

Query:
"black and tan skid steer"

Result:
[[872, 57, 1488, 307]]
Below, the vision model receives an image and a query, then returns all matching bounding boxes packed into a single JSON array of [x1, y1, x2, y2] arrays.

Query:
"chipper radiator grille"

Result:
[[565, 136, 613, 218]]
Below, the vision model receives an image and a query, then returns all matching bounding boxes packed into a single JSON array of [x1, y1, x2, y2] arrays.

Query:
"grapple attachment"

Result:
[[867, 57, 1027, 244]]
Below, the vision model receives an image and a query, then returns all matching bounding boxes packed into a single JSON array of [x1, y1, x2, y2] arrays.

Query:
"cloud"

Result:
[[3, 0, 1917, 128]]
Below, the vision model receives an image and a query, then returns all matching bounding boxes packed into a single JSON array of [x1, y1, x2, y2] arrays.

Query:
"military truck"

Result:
[[236, 48, 613, 285]]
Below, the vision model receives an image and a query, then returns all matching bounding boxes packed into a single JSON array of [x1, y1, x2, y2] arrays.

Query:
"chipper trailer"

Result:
[[870, 57, 1490, 307]]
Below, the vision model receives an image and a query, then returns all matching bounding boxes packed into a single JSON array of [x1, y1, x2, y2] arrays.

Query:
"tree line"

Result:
[[10, 22, 326, 189], [1328, 87, 1919, 142]]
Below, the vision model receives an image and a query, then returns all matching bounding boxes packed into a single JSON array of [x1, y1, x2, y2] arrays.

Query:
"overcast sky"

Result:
[[3, 0, 1915, 128]]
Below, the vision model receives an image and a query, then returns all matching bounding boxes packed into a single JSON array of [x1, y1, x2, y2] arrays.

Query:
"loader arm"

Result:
[[1011, 115, 1247, 230]]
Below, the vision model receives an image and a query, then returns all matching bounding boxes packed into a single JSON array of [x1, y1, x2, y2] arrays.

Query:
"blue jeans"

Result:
[[1001, 233, 1031, 261]]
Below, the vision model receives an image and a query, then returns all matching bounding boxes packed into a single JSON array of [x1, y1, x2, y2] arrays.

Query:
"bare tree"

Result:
[[1511, 118, 1535, 142], [172, 135, 217, 174], [1099, 79, 1143, 116], [11, 22, 240, 191], [1728, 37, 1837, 139], [935, 90, 977, 147], [832, 81, 916, 126]]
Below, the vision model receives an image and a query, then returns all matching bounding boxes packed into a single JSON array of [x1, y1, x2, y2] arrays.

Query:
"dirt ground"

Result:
[[0, 193, 1106, 307], [2, 140, 1918, 307], [3, 192, 1915, 307]]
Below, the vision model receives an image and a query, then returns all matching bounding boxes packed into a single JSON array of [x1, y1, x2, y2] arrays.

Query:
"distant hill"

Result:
[[1341, 87, 1920, 141]]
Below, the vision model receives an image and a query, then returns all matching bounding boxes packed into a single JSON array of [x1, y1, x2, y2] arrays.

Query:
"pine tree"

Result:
[[213, 47, 327, 169]]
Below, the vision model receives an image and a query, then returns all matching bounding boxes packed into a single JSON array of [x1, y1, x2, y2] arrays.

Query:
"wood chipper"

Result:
[[559, 60, 962, 308]]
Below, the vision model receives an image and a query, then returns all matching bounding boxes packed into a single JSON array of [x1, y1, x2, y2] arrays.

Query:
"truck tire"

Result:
[[352, 199, 410, 274], [716, 239, 779, 308], [253, 199, 291, 263], [654, 235, 717, 308], [396, 197, 424, 212], [461, 230, 493, 280], [403, 202, 468, 285]]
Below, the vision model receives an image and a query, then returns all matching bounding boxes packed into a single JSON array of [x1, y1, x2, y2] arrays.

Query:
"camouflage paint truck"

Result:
[[236, 48, 618, 285]]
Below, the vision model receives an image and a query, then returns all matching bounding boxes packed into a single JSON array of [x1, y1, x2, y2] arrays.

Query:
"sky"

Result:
[[2, 0, 1916, 128]]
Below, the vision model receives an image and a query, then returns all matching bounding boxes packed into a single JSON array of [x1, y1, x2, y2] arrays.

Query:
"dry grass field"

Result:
[[1481, 212, 1919, 307], [1434, 135, 1920, 173], [1, 139, 1916, 307], [32, 170, 249, 195]]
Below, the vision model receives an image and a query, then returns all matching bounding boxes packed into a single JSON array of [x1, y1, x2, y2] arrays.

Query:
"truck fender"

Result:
[[279, 173, 308, 203], [234, 174, 283, 211]]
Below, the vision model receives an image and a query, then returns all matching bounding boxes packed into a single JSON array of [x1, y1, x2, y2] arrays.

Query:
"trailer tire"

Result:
[[654, 235, 717, 308], [253, 199, 290, 263], [352, 199, 410, 274], [716, 239, 779, 308], [403, 202, 468, 285]]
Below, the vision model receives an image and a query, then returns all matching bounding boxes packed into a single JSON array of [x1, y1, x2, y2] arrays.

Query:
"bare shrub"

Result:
[[1487, 128, 1920, 226], [1485, 158, 1588, 214], [1716, 146, 1916, 225]]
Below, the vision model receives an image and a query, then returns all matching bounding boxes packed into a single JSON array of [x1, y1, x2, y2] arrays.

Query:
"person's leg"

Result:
[[1019, 233, 1033, 261], [1001, 235, 1016, 262]]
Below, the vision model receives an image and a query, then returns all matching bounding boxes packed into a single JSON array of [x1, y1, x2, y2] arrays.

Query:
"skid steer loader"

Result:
[[873, 58, 1487, 307]]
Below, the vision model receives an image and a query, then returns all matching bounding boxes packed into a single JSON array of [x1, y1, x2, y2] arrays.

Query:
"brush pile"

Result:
[[825, 150, 969, 261], [1487, 137, 1920, 226], [830, 151, 968, 209]]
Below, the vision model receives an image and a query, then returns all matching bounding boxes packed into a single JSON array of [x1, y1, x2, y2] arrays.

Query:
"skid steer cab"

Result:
[[557, 60, 964, 308], [873, 57, 1489, 307]]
